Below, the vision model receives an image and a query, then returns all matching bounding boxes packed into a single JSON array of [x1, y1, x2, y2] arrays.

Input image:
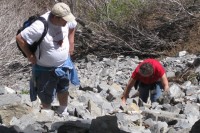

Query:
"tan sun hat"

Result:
[[51, 2, 75, 22]]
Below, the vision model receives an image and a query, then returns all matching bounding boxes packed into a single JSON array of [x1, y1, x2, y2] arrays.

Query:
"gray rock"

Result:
[[190, 119, 200, 133], [0, 94, 21, 106], [89, 115, 121, 133]]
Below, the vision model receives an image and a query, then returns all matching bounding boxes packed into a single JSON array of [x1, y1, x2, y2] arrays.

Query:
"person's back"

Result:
[[132, 59, 165, 84], [121, 58, 169, 104]]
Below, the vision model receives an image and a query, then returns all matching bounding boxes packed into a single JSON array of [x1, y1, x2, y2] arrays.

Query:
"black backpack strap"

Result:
[[36, 17, 48, 59]]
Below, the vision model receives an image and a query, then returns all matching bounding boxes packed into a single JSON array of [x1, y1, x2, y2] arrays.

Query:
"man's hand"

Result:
[[121, 95, 126, 105], [121, 78, 136, 105], [69, 48, 74, 55], [162, 91, 170, 98], [28, 54, 36, 64], [157, 91, 171, 104]]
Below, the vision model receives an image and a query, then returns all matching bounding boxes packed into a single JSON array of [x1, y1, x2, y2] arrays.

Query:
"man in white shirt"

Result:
[[16, 2, 79, 115]]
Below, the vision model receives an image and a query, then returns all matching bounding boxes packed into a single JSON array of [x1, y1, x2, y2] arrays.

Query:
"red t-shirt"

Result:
[[131, 59, 165, 84]]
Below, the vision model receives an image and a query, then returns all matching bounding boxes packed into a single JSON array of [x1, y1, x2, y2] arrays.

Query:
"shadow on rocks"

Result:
[[58, 124, 89, 133], [0, 125, 21, 133], [56, 115, 129, 133], [190, 119, 200, 133], [89, 115, 129, 133]]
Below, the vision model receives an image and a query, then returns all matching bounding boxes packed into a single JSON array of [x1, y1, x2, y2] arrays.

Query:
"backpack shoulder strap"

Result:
[[37, 17, 48, 44], [35, 17, 48, 59]]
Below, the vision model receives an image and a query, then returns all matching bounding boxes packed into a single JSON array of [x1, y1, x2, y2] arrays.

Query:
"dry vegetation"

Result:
[[0, 0, 200, 86], [72, 0, 200, 59]]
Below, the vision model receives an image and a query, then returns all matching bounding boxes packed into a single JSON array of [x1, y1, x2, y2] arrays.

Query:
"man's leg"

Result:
[[41, 103, 51, 109], [138, 83, 150, 103], [56, 91, 69, 115], [35, 67, 57, 110], [56, 71, 70, 115], [57, 91, 69, 106], [150, 82, 162, 102]]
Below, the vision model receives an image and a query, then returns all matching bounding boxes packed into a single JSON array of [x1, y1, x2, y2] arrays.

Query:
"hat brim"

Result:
[[63, 13, 75, 22]]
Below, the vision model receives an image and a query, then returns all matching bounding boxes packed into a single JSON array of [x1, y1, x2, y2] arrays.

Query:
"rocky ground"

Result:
[[0, 51, 200, 133], [0, 0, 200, 133]]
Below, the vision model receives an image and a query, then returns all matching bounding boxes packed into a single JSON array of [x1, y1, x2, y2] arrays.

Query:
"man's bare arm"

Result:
[[161, 73, 169, 91], [121, 77, 136, 104], [16, 34, 36, 64], [68, 28, 75, 55]]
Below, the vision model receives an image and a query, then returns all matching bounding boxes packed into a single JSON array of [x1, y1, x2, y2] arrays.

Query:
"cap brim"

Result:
[[63, 13, 75, 22]]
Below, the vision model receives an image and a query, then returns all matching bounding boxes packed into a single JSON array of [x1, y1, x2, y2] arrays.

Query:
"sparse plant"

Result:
[[21, 89, 29, 94]]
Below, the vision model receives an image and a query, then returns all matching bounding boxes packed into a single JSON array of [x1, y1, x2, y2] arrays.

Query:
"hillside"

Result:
[[0, 0, 200, 87]]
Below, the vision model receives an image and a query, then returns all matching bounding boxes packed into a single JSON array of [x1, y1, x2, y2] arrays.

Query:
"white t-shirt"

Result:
[[21, 11, 77, 67]]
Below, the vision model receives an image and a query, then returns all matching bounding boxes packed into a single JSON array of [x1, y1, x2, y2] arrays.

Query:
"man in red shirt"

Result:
[[121, 59, 169, 104]]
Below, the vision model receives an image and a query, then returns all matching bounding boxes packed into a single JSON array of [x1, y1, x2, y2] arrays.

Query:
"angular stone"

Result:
[[0, 86, 16, 95], [88, 100, 104, 118], [190, 119, 200, 133], [97, 82, 110, 92], [170, 84, 185, 98], [89, 115, 121, 133], [0, 94, 21, 106]]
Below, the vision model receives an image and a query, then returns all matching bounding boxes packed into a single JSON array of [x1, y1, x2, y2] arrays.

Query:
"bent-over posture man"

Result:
[[16, 2, 79, 115], [121, 59, 169, 104]]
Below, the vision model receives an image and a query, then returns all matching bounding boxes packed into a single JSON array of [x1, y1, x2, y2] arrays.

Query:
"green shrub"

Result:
[[86, 0, 145, 26], [21, 90, 29, 94]]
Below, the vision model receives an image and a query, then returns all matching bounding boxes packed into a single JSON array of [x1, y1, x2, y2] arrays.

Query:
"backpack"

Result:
[[16, 15, 48, 58]]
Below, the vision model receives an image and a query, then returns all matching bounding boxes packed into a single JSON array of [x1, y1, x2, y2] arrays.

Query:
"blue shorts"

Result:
[[32, 65, 69, 104], [138, 81, 163, 103]]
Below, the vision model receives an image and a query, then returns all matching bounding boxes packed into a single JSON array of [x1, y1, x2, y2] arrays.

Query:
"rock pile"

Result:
[[0, 51, 200, 133]]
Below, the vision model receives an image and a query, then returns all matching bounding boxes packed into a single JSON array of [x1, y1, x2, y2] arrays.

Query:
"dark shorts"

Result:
[[32, 65, 69, 104]]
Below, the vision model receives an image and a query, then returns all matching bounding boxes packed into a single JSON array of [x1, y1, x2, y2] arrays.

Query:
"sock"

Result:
[[57, 106, 67, 113]]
